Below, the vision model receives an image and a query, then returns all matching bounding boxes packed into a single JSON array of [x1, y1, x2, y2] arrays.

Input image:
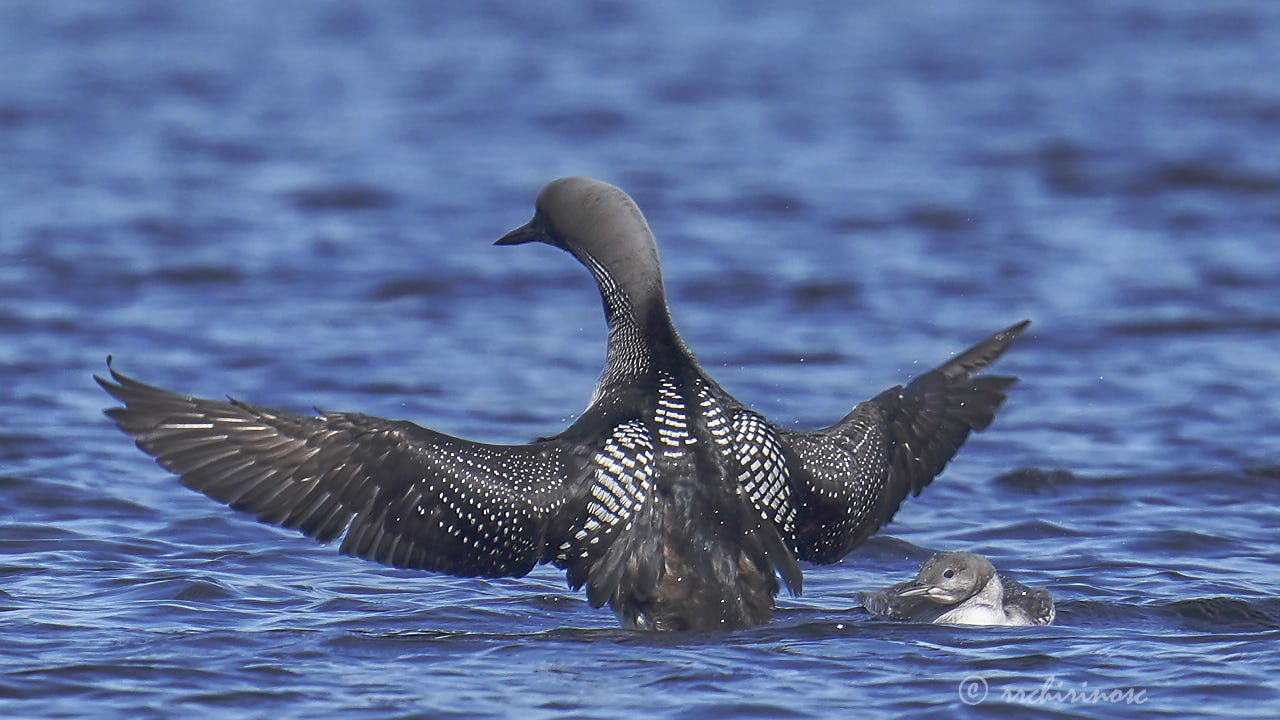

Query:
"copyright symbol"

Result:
[[958, 674, 988, 706]]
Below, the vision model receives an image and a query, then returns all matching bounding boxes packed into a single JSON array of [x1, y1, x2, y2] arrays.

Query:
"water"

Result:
[[2, 0, 1278, 717]]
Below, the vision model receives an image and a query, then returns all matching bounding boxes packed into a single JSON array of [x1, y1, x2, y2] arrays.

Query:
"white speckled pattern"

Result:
[[99, 178, 1026, 630]]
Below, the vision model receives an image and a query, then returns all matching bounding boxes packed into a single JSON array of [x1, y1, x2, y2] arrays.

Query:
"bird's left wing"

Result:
[[780, 321, 1027, 564], [97, 361, 590, 578]]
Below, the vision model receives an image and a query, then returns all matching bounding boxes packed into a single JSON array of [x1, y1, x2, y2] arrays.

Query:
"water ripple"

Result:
[[3, 0, 1279, 717]]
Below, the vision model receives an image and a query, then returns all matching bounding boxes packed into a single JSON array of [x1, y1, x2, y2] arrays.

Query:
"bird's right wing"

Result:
[[1000, 574, 1056, 625], [97, 361, 593, 578], [781, 321, 1028, 563]]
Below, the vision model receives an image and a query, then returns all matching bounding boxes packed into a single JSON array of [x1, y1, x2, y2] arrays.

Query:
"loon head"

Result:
[[497, 177, 667, 324], [896, 551, 996, 605]]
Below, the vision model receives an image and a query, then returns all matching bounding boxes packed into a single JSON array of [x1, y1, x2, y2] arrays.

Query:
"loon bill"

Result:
[[859, 551, 1055, 626], [98, 176, 1029, 632]]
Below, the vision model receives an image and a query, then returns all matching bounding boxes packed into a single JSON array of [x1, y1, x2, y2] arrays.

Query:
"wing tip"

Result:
[[939, 319, 1030, 380], [95, 355, 133, 416], [94, 358, 165, 411]]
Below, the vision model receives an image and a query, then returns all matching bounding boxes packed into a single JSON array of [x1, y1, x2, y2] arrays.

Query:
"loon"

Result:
[[98, 176, 1028, 632], [859, 551, 1055, 626]]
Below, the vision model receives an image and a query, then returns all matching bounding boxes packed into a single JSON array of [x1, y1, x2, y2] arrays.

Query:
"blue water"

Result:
[[3, 1, 1278, 717]]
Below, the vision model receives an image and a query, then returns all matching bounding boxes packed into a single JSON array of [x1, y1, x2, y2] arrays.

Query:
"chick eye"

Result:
[[943, 569, 955, 579]]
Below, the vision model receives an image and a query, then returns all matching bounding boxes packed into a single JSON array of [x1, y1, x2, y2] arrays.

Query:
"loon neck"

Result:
[[582, 258, 694, 392], [935, 575, 1009, 625]]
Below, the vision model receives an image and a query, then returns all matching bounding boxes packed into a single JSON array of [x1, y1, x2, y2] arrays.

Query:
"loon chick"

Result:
[[97, 176, 1029, 632], [860, 551, 1054, 626]]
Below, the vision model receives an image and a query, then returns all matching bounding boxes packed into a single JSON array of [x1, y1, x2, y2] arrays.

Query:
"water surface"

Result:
[[2, 1, 1278, 717]]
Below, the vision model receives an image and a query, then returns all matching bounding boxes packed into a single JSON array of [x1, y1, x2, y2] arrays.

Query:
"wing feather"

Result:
[[782, 321, 1027, 563], [97, 361, 588, 578]]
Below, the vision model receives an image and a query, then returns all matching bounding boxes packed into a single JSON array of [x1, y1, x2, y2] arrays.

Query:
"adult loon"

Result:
[[859, 551, 1055, 626], [98, 177, 1028, 631]]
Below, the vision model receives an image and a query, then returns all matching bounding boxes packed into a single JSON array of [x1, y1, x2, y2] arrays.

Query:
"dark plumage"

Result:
[[98, 176, 1028, 631]]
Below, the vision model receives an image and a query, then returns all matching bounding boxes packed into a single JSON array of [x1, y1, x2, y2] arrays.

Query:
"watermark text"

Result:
[[958, 674, 1148, 706]]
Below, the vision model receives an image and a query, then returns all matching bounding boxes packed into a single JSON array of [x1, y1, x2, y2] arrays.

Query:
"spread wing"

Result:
[[782, 321, 1028, 563], [97, 361, 589, 578]]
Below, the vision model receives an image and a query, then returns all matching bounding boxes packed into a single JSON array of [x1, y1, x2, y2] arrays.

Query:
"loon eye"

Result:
[[943, 569, 955, 579]]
